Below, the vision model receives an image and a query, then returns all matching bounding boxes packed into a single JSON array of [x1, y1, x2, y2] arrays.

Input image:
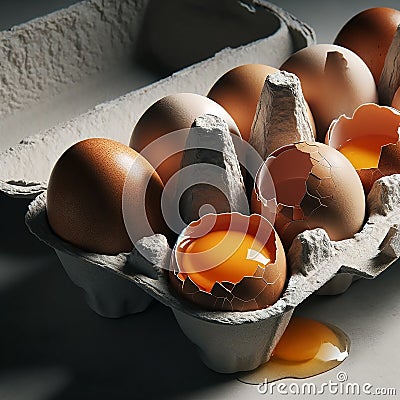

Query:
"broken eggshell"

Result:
[[0, 0, 316, 199], [132, 227, 345, 373], [168, 212, 287, 312], [251, 142, 366, 251], [318, 173, 400, 295], [327, 103, 400, 193], [280, 44, 378, 141], [25, 174, 400, 372]]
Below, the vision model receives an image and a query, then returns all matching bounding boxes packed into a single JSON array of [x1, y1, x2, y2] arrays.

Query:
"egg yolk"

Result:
[[238, 317, 350, 385], [177, 230, 272, 292], [338, 135, 396, 170], [272, 317, 339, 362]]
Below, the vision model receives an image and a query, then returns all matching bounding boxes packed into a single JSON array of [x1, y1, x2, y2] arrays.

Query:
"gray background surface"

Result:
[[1, 1, 400, 399]]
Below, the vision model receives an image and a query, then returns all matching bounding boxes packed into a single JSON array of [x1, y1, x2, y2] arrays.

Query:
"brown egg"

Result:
[[252, 142, 365, 250], [327, 103, 400, 193], [47, 138, 169, 255], [334, 7, 400, 84], [391, 86, 400, 110], [280, 44, 378, 141], [207, 64, 317, 142], [129, 93, 240, 185], [169, 212, 287, 312]]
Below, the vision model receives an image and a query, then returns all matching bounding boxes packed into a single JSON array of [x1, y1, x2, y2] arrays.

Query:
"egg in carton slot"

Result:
[[26, 71, 400, 373], [0, 0, 315, 198]]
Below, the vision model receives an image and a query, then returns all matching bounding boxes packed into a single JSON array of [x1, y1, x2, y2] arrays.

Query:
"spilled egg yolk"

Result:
[[272, 318, 341, 362], [238, 317, 350, 384], [177, 231, 272, 292], [338, 134, 396, 170]]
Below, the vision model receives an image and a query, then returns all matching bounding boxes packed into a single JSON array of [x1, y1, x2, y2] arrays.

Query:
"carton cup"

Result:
[[25, 174, 400, 372]]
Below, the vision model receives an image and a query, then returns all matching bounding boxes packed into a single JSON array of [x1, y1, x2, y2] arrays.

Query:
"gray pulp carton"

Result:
[[11, 0, 400, 374], [0, 0, 314, 197], [25, 170, 400, 373], [24, 80, 400, 372]]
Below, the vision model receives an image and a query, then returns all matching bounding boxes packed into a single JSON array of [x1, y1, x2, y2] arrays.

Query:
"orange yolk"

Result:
[[238, 317, 350, 385], [178, 230, 273, 292], [338, 135, 396, 170], [272, 317, 339, 362]]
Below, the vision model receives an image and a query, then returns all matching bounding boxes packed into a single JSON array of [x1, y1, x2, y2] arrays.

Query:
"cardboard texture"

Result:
[[16, 0, 400, 374], [177, 114, 248, 224], [25, 172, 400, 373], [0, 0, 315, 197], [249, 70, 315, 158], [378, 24, 400, 105]]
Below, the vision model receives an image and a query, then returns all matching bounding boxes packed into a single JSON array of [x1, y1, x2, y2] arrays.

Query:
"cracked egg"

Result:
[[327, 103, 400, 193], [169, 212, 287, 312], [251, 142, 365, 250], [280, 44, 378, 141]]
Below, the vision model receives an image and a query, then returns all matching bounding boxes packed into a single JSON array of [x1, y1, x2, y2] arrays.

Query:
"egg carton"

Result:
[[0, 0, 314, 197], [25, 171, 400, 373], [10, 0, 400, 374]]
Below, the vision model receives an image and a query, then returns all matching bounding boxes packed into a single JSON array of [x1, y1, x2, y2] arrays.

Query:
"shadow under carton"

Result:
[[25, 174, 400, 373]]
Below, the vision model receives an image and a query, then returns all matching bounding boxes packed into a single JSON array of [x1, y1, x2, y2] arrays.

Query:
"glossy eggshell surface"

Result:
[[280, 44, 378, 141], [391, 86, 400, 110], [252, 142, 366, 250], [169, 213, 287, 312], [129, 93, 240, 185], [47, 138, 167, 255], [328, 103, 400, 193], [208, 64, 316, 142], [334, 7, 400, 84]]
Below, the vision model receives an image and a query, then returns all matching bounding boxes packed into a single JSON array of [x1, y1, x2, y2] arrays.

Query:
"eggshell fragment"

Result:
[[129, 93, 240, 185], [26, 170, 400, 372], [252, 142, 366, 250], [249, 70, 315, 159], [47, 138, 168, 255], [130, 227, 345, 372], [280, 44, 378, 140], [175, 114, 248, 227], [327, 103, 400, 193], [334, 7, 400, 85], [169, 212, 287, 312]]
